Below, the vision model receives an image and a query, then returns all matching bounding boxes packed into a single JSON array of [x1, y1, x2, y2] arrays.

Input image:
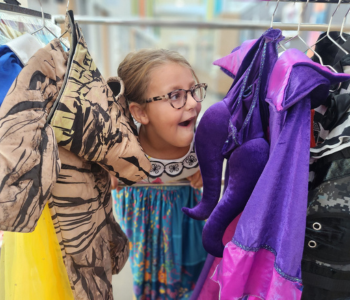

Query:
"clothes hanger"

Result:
[[327, 0, 349, 55], [57, 0, 70, 40], [276, 0, 297, 50], [323, 0, 348, 92], [279, 0, 326, 64], [340, 6, 350, 42], [31, 0, 58, 36], [31, 0, 69, 48], [272, 0, 340, 92], [270, 0, 280, 29], [307, 3, 349, 60], [299, 0, 340, 74], [284, 0, 340, 91], [270, 0, 287, 51]]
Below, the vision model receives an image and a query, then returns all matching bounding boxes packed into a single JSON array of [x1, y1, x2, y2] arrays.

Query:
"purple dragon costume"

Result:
[[183, 29, 350, 299]]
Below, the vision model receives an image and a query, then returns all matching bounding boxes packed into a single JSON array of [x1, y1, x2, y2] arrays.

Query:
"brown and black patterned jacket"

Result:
[[0, 23, 150, 299]]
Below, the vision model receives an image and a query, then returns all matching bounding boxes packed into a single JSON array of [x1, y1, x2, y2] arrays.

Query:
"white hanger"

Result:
[[31, 0, 69, 48], [340, 6, 350, 42], [308, 3, 349, 58], [270, 0, 281, 28], [270, 0, 287, 51], [279, 0, 326, 62], [31, 0, 59, 37], [57, 0, 71, 40], [327, 0, 349, 55]]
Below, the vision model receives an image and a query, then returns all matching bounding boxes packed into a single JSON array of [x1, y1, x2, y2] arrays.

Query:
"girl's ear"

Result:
[[129, 102, 149, 125]]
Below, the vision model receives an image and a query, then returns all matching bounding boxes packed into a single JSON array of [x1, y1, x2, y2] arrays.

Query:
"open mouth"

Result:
[[179, 117, 195, 127]]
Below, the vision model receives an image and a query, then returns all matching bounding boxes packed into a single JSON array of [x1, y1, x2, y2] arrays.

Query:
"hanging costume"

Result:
[[0, 205, 74, 300], [189, 29, 280, 299], [184, 28, 350, 300], [0, 33, 69, 300], [0, 11, 151, 300], [182, 28, 277, 258], [0, 34, 42, 248], [303, 32, 350, 300], [213, 44, 350, 300], [311, 35, 350, 159]]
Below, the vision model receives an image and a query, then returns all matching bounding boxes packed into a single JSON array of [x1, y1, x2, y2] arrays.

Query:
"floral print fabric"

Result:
[[113, 186, 207, 300]]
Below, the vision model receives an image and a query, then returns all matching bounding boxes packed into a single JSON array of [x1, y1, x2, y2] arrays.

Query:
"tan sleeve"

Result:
[[0, 40, 67, 232]]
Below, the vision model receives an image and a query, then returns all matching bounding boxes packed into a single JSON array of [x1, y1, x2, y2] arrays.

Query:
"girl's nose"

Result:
[[185, 91, 198, 110]]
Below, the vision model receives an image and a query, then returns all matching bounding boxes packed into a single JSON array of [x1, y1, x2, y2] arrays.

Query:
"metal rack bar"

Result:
[[0, 3, 51, 19], [55, 0, 349, 187], [53, 16, 350, 32]]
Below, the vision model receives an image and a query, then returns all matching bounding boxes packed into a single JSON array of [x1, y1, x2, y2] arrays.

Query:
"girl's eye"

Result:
[[170, 92, 181, 101]]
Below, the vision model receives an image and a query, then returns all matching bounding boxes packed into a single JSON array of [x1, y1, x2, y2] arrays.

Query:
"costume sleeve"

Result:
[[0, 41, 65, 233]]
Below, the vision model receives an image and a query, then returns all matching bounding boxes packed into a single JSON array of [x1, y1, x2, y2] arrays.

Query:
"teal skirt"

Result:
[[113, 186, 207, 300]]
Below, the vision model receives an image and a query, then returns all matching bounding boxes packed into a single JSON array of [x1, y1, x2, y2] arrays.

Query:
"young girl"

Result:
[[112, 49, 207, 299]]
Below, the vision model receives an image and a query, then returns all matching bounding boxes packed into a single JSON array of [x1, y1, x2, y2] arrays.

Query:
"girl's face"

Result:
[[144, 62, 202, 149]]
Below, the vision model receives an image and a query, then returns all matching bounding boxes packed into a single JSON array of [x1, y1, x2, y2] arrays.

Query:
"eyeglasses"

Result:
[[142, 83, 208, 109]]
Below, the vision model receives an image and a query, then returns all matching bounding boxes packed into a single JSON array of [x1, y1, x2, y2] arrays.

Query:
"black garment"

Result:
[[303, 33, 350, 300], [302, 260, 350, 300], [303, 157, 350, 300], [311, 32, 350, 66], [311, 55, 350, 155]]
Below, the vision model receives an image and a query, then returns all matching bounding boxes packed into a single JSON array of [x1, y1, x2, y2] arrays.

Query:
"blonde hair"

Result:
[[118, 49, 199, 105]]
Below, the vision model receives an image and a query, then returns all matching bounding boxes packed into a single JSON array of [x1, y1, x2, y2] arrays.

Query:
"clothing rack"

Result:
[[53, 16, 350, 32], [0, 3, 51, 19], [53, 0, 350, 31], [0, 2, 61, 46], [53, 0, 350, 187]]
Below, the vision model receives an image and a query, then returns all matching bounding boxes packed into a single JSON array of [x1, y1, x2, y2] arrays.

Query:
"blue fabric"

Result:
[[35, 33, 54, 46], [34, 33, 68, 51], [0, 45, 23, 106], [113, 186, 207, 300]]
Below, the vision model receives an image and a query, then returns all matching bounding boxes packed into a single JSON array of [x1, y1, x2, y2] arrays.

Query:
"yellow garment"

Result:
[[0, 204, 74, 300], [0, 24, 23, 42]]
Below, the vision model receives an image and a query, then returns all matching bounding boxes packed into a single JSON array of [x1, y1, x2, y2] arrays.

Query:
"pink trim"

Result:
[[213, 40, 257, 77], [266, 48, 348, 112], [197, 215, 241, 300], [211, 242, 302, 300], [265, 50, 301, 111]]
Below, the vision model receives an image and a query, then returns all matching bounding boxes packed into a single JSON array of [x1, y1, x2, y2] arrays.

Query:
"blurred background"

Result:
[[1, 0, 350, 298], [18, 0, 350, 119]]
